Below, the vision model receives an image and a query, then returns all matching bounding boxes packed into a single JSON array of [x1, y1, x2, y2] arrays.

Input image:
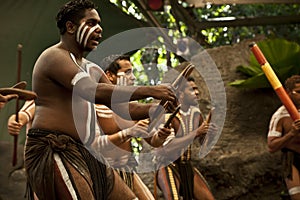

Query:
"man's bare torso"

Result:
[[31, 45, 90, 141]]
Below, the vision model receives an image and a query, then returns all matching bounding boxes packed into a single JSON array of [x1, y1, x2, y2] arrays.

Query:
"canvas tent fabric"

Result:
[[0, 0, 146, 142]]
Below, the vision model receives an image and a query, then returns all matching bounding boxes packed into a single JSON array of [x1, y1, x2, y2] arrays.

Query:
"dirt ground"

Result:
[[0, 36, 291, 200], [0, 142, 26, 200]]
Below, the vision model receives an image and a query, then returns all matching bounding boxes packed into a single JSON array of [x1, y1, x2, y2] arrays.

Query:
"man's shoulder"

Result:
[[38, 45, 68, 63], [190, 105, 200, 113], [272, 106, 290, 120], [83, 58, 102, 71]]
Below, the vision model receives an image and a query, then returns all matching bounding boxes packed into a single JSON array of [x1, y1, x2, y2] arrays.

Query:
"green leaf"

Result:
[[236, 64, 262, 76], [230, 64, 296, 89], [229, 72, 270, 88], [230, 38, 300, 89]]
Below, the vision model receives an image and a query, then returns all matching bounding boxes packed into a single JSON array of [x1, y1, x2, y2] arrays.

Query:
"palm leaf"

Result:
[[230, 38, 300, 89], [236, 64, 261, 76], [229, 64, 297, 88]]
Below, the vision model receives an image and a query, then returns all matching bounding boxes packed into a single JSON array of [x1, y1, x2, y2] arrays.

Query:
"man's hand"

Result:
[[129, 119, 150, 138], [149, 125, 172, 147], [151, 84, 177, 104], [290, 119, 300, 136], [196, 121, 218, 137], [7, 113, 28, 136], [196, 121, 209, 138]]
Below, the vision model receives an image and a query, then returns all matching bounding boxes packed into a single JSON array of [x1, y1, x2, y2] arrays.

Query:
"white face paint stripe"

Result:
[[83, 24, 100, 47], [79, 26, 89, 44], [76, 22, 86, 43], [53, 153, 78, 200], [71, 72, 89, 86]]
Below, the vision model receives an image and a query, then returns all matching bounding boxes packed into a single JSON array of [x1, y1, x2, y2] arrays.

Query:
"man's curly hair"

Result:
[[56, 0, 97, 34], [285, 75, 300, 92]]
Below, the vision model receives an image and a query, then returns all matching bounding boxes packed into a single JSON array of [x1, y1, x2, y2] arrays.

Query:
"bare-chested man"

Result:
[[268, 75, 300, 200], [25, 1, 176, 199], [155, 74, 215, 200], [95, 55, 171, 200]]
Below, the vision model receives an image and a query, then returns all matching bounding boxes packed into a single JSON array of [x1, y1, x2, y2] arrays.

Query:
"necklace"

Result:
[[179, 108, 191, 116]]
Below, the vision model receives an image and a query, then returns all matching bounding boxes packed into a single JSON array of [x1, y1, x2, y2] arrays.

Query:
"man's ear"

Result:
[[66, 21, 76, 34], [178, 91, 184, 99], [105, 71, 115, 82]]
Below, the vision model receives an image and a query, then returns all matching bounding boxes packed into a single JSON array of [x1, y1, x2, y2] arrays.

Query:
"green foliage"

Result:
[[196, 4, 300, 46], [110, 1, 300, 47], [131, 137, 143, 156], [229, 38, 300, 89]]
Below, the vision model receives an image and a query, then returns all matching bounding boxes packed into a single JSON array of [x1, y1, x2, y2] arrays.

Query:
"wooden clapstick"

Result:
[[198, 107, 215, 158], [148, 63, 195, 131], [164, 105, 181, 128], [205, 107, 215, 124]]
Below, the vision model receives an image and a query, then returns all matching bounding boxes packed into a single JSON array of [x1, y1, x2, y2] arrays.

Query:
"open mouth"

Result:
[[92, 40, 99, 45]]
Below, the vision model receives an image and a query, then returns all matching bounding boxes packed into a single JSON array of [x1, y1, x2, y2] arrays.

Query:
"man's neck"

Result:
[[180, 104, 191, 116], [60, 36, 84, 59]]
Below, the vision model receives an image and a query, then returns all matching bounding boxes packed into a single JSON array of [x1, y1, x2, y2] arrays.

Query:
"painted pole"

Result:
[[249, 42, 300, 120]]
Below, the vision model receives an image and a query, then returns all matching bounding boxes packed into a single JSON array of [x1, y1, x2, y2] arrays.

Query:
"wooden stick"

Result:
[[249, 42, 300, 120], [148, 63, 194, 131], [164, 105, 181, 128], [12, 44, 23, 166], [205, 107, 214, 124], [198, 107, 215, 157]]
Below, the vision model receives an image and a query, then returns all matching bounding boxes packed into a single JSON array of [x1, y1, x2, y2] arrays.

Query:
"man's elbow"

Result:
[[267, 145, 278, 153]]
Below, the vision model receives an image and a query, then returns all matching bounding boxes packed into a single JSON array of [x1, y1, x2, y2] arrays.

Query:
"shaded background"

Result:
[[0, 0, 145, 142]]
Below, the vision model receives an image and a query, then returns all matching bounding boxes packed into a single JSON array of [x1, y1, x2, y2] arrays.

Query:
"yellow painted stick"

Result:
[[250, 42, 300, 120]]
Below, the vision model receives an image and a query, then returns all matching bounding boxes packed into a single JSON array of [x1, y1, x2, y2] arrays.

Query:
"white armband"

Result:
[[289, 186, 300, 195], [71, 71, 89, 86], [117, 129, 130, 143], [163, 129, 175, 146], [19, 111, 30, 123], [268, 130, 282, 137]]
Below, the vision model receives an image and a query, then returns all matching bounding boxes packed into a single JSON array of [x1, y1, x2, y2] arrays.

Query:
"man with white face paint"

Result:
[[268, 75, 300, 200], [25, 1, 177, 200], [94, 55, 172, 200], [153, 69, 216, 200]]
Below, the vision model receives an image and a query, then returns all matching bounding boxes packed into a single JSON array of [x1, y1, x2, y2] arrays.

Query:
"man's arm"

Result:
[[41, 49, 176, 118], [7, 100, 35, 136], [268, 118, 300, 153], [154, 119, 210, 162], [110, 102, 155, 121]]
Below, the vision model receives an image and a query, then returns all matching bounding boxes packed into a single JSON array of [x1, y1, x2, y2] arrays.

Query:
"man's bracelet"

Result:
[[19, 111, 31, 123], [117, 129, 130, 143]]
